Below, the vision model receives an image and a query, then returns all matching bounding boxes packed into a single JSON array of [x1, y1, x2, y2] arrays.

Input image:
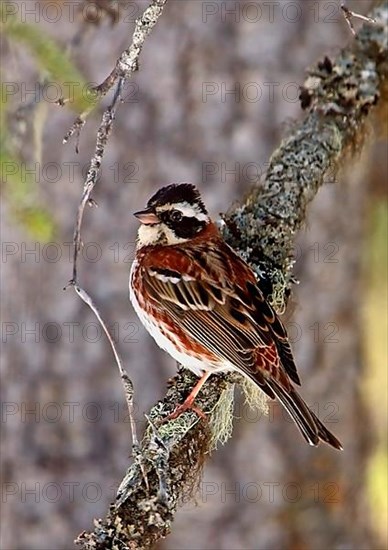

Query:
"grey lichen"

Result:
[[208, 384, 235, 450], [117, 0, 167, 75]]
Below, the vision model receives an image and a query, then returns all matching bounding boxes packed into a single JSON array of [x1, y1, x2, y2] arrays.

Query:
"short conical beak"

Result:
[[133, 207, 159, 225]]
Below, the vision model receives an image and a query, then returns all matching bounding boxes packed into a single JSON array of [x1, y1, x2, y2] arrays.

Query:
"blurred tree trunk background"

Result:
[[1, 1, 386, 549]]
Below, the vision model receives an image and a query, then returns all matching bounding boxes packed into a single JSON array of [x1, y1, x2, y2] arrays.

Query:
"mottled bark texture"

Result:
[[75, 4, 387, 549]]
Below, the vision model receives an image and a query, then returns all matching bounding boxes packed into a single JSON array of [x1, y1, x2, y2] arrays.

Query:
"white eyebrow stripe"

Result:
[[191, 212, 209, 222], [158, 202, 209, 221]]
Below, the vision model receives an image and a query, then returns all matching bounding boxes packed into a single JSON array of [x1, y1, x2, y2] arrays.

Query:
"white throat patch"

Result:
[[136, 221, 188, 248], [137, 223, 162, 247]]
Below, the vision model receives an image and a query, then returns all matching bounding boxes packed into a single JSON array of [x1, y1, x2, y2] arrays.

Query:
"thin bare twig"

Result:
[[63, 0, 168, 146], [73, 284, 140, 448], [67, 80, 122, 286], [72, 283, 149, 491], [63, 0, 168, 497], [341, 2, 377, 35]]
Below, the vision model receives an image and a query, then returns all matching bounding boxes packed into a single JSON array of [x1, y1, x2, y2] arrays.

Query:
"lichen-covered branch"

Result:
[[75, 3, 388, 549], [95, 0, 167, 97], [222, 1, 387, 312]]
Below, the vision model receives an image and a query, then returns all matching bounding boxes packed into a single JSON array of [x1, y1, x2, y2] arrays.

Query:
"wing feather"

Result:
[[142, 254, 284, 386]]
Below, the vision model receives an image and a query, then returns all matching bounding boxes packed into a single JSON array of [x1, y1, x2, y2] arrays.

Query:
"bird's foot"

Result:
[[163, 396, 206, 423]]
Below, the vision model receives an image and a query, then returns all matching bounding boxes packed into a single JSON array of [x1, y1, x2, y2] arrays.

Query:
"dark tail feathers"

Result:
[[266, 378, 343, 450]]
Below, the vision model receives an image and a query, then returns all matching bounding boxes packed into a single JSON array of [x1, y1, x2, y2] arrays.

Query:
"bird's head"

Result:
[[134, 183, 210, 247]]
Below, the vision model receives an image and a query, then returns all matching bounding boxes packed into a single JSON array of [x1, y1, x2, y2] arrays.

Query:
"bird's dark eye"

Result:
[[170, 209, 183, 223]]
